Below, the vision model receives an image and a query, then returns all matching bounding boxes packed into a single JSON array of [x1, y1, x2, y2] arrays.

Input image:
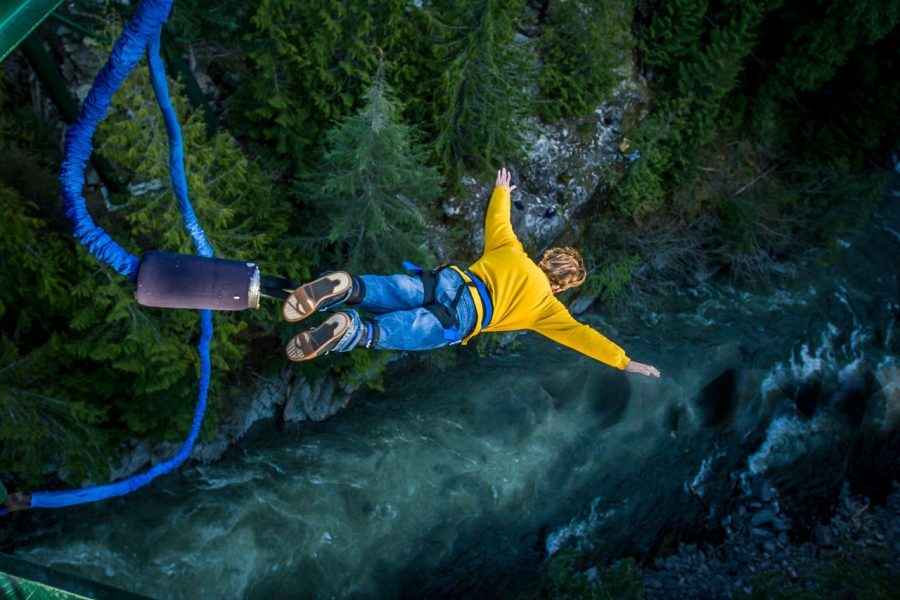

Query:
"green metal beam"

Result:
[[0, 554, 152, 600], [0, 0, 65, 63]]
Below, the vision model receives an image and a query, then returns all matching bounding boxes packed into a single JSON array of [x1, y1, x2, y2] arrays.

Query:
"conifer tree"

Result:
[[538, 0, 631, 121], [241, 0, 412, 172], [305, 67, 443, 275], [432, 0, 532, 182]]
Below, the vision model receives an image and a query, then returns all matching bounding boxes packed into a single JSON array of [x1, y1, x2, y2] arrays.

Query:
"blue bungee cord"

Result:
[[1, 0, 213, 515]]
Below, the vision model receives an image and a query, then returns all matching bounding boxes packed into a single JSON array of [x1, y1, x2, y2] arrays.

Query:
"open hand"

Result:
[[495, 167, 517, 191], [625, 361, 661, 378]]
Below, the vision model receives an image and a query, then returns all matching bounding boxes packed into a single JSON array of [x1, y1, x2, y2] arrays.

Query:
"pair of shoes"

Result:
[[283, 272, 354, 362], [285, 312, 352, 362], [282, 271, 353, 323]]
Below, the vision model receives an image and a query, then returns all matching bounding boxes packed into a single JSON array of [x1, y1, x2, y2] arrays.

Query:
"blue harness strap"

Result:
[[1, 0, 214, 516]]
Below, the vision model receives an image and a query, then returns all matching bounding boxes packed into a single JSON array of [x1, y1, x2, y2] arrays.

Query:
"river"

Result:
[[12, 191, 899, 598]]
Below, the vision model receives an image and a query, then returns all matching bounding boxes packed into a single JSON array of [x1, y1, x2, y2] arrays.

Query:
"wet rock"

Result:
[[749, 475, 773, 502], [771, 517, 790, 531], [751, 527, 775, 539], [110, 439, 152, 480], [234, 377, 285, 433], [284, 375, 350, 422], [75, 83, 92, 102], [150, 441, 179, 466], [751, 508, 776, 527], [192, 436, 229, 463], [813, 524, 833, 547]]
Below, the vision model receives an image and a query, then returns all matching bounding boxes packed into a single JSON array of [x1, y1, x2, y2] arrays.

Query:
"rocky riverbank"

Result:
[[637, 479, 900, 598]]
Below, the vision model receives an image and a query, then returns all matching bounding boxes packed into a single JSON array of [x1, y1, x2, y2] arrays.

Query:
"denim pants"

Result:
[[329, 269, 478, 352]]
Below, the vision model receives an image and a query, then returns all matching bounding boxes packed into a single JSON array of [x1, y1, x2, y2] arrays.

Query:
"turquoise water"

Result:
[[14, 197, 899, 598]]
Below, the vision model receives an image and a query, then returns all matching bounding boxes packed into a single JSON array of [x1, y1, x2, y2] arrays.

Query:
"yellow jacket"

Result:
[[467, 186, 631, 370]]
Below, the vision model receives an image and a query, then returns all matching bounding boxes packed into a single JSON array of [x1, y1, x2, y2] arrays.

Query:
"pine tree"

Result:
[[304, 66, 443, 274], [240, 0, 412, 172], [432, 0, 532, 182], [538, 0, 632, 121]]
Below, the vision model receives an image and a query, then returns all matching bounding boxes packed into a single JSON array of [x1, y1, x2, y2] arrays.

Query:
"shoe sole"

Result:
[[285, 312, 352, 362], [282, 271, 352, 323]]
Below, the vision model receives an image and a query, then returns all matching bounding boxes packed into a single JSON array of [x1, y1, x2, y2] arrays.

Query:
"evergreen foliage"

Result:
[[597, 0, 897, 288], [432, 0, 533, 182], [538, 0, 632, 121], [0, 181, 109, 486], [82, 51, 306, 439], [0, 84, 110, 484], [0, 32, 307, 485], [303, 68, 443, 275], [240, 0, 414, 172]]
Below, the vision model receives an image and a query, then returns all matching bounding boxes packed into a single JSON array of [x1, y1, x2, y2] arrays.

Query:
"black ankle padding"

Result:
[[356, 319, 380, 348], [347, 276, 365, 304]]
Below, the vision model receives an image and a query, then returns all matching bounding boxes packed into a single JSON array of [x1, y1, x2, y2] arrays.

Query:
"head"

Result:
[[538, 247, 586, 294]]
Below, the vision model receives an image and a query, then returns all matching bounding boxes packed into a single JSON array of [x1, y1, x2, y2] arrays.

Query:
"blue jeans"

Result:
[[328, 269, 478, 352]]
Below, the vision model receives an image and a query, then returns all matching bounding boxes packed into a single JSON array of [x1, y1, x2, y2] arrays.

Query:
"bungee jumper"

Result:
[[281, 168, 662, 379]]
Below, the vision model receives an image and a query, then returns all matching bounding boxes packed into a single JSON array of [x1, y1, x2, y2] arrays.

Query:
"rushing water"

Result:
[[13, 195, 900, 598]]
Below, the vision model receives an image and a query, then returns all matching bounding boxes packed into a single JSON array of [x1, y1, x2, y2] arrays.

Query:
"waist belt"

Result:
[[401, 261, 493, 344]]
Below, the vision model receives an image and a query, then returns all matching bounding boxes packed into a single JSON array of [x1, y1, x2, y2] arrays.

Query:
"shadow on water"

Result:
[[540, 368, 631, 429], [692, 368, 738, 427]]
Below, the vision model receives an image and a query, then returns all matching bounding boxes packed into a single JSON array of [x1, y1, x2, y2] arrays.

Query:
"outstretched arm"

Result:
[[483, 168, 521, 252], [535, 303, 661, 377]]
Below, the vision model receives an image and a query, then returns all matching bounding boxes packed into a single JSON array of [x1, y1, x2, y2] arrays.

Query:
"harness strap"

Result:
[[403, 261, 492, 344], [446, 266, 487, 345]]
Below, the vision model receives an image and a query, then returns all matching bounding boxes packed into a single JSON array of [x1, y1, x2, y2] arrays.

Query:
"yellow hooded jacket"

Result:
[[466, 186, 631, 370]]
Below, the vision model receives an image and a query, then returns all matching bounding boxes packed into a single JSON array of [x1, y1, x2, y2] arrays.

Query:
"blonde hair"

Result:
[[538, 247, 586, 291]]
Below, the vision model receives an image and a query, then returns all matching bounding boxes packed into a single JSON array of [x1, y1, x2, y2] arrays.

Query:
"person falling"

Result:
[[282, 168, 661, 379]]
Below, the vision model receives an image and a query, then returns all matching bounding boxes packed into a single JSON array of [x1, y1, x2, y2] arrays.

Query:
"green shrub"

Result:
[[516, 551, 645, 599]]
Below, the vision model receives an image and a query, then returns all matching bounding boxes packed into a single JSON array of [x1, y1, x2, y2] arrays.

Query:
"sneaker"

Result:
[[282, 271, 353, 323], [285, 312, 352, 362]]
